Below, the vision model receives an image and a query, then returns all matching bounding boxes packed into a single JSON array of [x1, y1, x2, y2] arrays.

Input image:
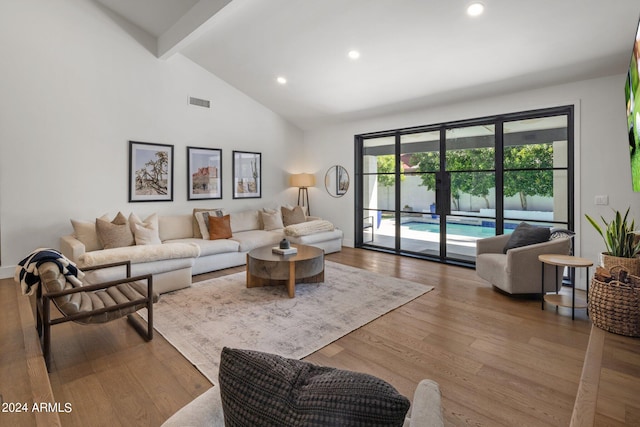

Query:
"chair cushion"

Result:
[[503, 222, 550, 253], [219, 347, 410, 427]]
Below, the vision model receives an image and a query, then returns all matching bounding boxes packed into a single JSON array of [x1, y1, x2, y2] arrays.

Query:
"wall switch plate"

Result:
[[594, 195, 609, 205]]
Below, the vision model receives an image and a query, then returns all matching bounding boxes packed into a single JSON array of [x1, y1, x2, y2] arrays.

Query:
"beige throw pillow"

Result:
[[281, 206, 306, 227], [261, 209, 285, 231], [96, 212, 134, 249], [129, 213, 161, 245], [70, 214, 109, 251]]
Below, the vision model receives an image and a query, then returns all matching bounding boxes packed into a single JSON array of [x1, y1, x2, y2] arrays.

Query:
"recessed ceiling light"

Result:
[[276, 76, 287, 85], [467, 2, 484, 16], [348, 50, 360, 60]]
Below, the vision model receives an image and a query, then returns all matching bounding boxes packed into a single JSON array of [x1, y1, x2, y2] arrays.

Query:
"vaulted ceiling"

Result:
[[96, 0, 640, 130]]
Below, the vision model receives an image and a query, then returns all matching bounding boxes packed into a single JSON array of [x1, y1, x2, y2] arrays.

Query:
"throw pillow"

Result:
[[261, 209, 285, 231], [281, 206, 306, 227], [218, 347, 410, 427], [208, 214, 232, 240], [503, 222, 551, 253], [195, 209, 225, 240], [96, 212, 135, 249], [128, 213, 161, 245], [70, 214, 109, 252], [192, 208, 225, 238]]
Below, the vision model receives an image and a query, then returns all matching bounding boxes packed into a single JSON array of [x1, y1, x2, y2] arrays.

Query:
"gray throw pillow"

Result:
[[503, 222, 551, 253], [218, 347, 410, 427]]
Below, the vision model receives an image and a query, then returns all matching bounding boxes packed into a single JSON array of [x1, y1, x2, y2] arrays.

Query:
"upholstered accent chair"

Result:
[[35, 260, 156, 370], [476, 234, 572, 295]]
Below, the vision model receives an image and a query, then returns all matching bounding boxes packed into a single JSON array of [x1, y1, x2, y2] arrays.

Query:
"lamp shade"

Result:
[[289, 173, 316, 188]]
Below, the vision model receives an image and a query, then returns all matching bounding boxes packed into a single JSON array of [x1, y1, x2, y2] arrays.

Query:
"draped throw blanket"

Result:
[[284, 220, 335, 237], [15, 248, 84, 296]]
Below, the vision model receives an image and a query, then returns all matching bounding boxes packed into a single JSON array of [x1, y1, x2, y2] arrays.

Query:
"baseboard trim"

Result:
[[0, 265, 15, 279]]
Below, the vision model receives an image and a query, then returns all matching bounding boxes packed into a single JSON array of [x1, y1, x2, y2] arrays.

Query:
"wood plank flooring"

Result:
[[2, 247, 639, 426]]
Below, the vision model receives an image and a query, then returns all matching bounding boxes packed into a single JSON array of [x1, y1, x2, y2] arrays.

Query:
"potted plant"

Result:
[[585, 207, 640, 275]]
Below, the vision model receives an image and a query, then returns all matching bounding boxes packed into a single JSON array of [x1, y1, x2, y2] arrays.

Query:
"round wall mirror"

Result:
[[325, 165, 349, 197]]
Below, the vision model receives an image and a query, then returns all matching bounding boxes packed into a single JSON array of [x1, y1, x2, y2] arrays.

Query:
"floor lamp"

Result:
[[289, 173, 316, 216]]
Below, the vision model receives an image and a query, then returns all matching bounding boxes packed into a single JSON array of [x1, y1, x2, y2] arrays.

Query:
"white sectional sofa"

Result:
[[60, 208, 343, 294]]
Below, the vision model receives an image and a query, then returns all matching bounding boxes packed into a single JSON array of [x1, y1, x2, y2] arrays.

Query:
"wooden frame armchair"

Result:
[[35, 260, 156, 371]]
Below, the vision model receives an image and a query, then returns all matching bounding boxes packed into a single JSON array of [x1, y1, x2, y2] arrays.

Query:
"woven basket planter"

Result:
[[601, 253, 640, 276], [589, 266, 640, 337]]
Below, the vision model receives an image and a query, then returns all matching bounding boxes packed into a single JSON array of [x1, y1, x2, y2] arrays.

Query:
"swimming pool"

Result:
[[403, 221, 514, 238]]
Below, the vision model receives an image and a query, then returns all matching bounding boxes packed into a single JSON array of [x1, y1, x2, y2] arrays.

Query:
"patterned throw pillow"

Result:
[[193, 208, 225, 238], [208, 214, 232, 240], [281, 206, 306, 227], [218, 347, 410, 427], [195, 209, 225, 239]]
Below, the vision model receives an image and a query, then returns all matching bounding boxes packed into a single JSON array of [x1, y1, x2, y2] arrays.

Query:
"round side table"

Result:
[[538, 254, 593, 320]]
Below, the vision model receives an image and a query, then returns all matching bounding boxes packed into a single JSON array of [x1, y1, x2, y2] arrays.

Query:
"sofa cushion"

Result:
[[219, 347, 410, 427], [260, 209, 284, 231], [158, 215, 194, 241], [167, 238, 240, 256], [230, 210, 261, 233], [96, 212, 134, 249], [231, 230, 282, 252], [281, 206, 306, 226], [209, 214, 232, 240], [503, 222, 551, 253], [288, 229, 343, 246]]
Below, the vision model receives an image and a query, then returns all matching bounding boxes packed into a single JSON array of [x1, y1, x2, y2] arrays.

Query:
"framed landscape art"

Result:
[[187, 147, 222, 200], [129, 141, 174, 202], [232, 151, 261, 199]]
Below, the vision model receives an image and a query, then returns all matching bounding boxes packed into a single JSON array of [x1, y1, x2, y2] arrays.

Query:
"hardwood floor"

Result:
[[2, 247, 639, 426]]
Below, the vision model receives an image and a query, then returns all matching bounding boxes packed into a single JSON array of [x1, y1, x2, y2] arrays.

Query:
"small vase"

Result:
[[279, 239, 290, 250]]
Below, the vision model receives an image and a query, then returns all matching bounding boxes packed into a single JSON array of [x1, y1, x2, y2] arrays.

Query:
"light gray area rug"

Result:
[[139, 261, 433, 385]]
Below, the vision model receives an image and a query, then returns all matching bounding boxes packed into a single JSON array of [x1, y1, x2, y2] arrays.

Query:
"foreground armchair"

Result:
[[34, 260, 156, 371], [162, 347, 444, 427], [476, 233, 571, 295]]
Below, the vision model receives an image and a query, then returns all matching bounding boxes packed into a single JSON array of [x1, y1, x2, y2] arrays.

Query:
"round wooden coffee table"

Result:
[[246, 244, 324, 298]]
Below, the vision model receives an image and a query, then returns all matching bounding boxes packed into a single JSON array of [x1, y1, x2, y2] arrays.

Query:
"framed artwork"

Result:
[[129, 141, 174, 202], [187, 147, 222, 200], [337, 166, 349, 195], [232, 150, 261, 199]]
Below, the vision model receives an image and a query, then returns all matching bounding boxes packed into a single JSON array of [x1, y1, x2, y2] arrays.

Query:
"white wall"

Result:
[[304, 74, 640, 271], [0, 0, 303, 276]]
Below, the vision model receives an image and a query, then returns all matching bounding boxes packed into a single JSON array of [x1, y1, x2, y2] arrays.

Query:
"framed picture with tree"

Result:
[[129, 141, 174, 202], [232, 150, 261, 199]]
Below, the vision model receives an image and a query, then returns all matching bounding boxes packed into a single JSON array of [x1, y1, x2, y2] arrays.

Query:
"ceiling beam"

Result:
[[157, 0, 233, 59]]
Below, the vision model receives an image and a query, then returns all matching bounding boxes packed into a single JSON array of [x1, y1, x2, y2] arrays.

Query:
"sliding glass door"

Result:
[[355, 106, 573, 266]]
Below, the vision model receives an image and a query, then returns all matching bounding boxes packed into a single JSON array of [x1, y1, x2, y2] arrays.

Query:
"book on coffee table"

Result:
[[272, 246, 298, 255]]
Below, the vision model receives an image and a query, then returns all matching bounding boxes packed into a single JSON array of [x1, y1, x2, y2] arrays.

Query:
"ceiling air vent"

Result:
[[189, 96, 210, 108]]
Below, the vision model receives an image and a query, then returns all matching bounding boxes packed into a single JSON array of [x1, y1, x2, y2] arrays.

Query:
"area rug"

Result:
[[139, 261, 433, 385]]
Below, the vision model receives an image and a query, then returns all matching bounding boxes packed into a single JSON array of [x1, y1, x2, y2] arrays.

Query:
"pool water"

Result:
[[404, 221, 514, 238]]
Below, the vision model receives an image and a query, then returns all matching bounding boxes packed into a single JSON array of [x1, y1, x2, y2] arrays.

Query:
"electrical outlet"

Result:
[[594, 195, 609, 205]]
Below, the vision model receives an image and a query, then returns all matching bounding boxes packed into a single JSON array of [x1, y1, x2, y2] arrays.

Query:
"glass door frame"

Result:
[[354, 105, 575, 267]]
